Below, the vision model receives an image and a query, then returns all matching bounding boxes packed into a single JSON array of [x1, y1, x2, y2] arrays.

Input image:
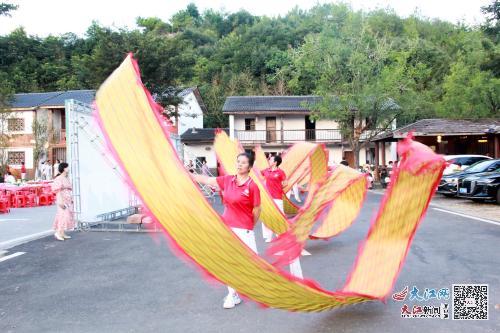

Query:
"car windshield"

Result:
[[465, 159, 498, 173]]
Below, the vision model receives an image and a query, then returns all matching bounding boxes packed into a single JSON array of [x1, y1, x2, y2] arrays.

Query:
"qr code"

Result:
[[452, 284, 488, 320]]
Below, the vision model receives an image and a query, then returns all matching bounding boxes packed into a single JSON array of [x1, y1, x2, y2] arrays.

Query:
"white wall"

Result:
[[183, 144, 217, 169], [233, 116, 246, 131], [315, 119, 339, 130], [4, 110, 34, 135], [177, 91, 204, 135], [5, 147, 34, 169], [282, 116, 305, 141]]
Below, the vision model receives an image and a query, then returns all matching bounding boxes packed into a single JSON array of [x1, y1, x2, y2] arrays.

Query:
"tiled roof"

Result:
[[223, 96, 321, 113], [11, 92, 61, 108], [39, 90, 95, 106], [374, 118, 500, 141], [178, 87, 195, 97], [181, 128, 229, 143], [11, 90, 95, 109]]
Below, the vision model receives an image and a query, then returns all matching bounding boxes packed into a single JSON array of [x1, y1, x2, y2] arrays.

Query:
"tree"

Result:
[[0, 74, 14, 174], [0, 2, 498, 135], [291, 15, 425, 167], [438, 59, 499, 118], [481, 0, 499, 42], [32, 117, 48, 180], [0, 2, 17, 16]]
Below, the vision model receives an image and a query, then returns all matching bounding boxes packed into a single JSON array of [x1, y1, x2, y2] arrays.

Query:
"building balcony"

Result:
[[235, 129, 342, 144], [51, 129, 66, 144]]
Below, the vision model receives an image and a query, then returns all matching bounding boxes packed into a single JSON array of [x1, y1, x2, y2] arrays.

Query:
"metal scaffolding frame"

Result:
[[65, 99, 216, 232], [66, 99, 147, 232]]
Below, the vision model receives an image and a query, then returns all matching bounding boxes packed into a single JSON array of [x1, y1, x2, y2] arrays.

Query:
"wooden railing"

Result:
[[51, 129, 66, 144]]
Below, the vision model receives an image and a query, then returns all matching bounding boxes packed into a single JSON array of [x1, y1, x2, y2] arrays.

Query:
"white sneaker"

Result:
[[301, 249, 311, 256], [223, 294, 241, 309]]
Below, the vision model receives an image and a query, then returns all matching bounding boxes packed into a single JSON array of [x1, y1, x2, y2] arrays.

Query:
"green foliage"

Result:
[[0, 2, 498, 131], [0, 2, 17, 16]]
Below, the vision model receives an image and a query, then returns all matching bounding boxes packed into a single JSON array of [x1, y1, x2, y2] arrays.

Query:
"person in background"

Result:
[[20, 162, 26, 181], [53, 159, 61, 178], [45, 160, 53, 179], [187, 160, 195, 173], [387, 161, 394, 174], [5, 171, 15, 184], [40, 161, 47, 180], [191, 153, 261, 309], [52, 163, 75, 241], [363, 164, 374, 189], [201, 160, 210, 176]]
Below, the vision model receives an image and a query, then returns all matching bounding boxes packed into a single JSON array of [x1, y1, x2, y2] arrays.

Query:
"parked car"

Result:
[[457, 170, 500, 204], [442, 155, 491, 175], [437, 159, 500, 196]]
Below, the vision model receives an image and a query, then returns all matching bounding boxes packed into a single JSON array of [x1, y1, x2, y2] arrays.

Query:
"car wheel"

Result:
[[471, 198, 483, 203], [443, 193, 455, 197], [497, 189, 500, 205]]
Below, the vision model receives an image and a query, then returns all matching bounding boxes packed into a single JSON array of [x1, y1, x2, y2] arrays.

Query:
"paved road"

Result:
[[431, 194, 500, 222], [0, 193, 498, 333], [0, 206, 56, 248]]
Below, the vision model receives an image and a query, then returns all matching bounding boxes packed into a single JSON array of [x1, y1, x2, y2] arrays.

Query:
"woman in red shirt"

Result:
[[260, 155, 287, 242], [20, 162, 27, 181], [191, 152, 261, 309], [261, 154, 304, 279]]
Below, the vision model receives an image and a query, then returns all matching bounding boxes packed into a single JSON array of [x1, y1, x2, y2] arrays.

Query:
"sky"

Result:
[[0, 0, 492, 37]]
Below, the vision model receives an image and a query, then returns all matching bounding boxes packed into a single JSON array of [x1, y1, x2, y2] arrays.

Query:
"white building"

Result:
[[7, 90, 95, 178], [223, 96, 391, 167], [180, 128, 229, 171], [173, 87, 207, 135]]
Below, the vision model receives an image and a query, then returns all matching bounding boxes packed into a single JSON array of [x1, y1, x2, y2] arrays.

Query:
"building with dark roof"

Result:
[[222, 95, 390, 167], [11, 90, 95, 110], [4, 87, 207, 178], [180, 128, 229, 144], [180, 128, 229, 171], [223, 96, 321, 114], [3, 90, 97, 178], [372, 119, 500, 164]]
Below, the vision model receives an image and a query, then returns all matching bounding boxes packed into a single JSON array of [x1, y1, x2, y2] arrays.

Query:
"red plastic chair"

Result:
[[13, 193, 26, 208], [0, 199, 10, 213], [25, 193, 37, 207], [38, 193, 53, 206]]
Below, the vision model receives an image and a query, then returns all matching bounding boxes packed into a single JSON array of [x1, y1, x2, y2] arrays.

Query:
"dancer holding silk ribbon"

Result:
[[191, 152, 261, 309], [260, 154, 304, 278], [260, 154, 287, 243]]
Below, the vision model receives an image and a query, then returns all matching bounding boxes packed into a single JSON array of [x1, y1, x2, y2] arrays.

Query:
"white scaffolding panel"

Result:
[[66, 99, 138, 229]]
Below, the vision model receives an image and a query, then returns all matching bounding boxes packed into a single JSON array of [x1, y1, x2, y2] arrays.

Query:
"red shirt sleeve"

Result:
[[279, 169, 286, 181], [250, 182, 261, 207], [216, 175, 228, 191]]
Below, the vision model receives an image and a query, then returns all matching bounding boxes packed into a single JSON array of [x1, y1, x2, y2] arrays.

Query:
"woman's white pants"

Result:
[[260, 199, 304, 279]]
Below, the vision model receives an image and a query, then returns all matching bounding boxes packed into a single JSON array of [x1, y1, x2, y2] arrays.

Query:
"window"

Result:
[[245, 118, 255, 130], [8, 151, 25, 165], [8, 118, 25, 132], [456, 157, 489, 166]]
